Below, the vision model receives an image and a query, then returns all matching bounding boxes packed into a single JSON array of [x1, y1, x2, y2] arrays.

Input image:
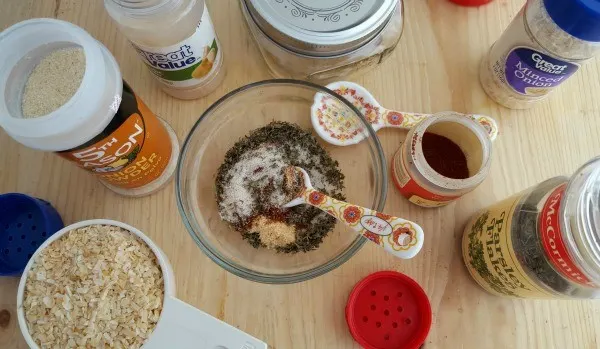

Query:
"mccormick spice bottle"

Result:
[[463, 157, 600, 299], [480, 0, 600, 109], [104, 0, 225, 100], [0, 19, 179, 197], [391, 112, 492, 208]]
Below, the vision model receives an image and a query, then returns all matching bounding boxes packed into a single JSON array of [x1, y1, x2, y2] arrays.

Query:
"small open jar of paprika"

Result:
[[391, 112, 492, 208]]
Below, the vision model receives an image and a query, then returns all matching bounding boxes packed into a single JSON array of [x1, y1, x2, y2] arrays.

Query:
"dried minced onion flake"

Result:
[[23, 225, 164, 349]]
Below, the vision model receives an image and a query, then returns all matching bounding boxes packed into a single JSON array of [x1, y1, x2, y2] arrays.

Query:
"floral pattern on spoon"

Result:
[[283, 167, 424, 259], [312, 81, 499, 146]]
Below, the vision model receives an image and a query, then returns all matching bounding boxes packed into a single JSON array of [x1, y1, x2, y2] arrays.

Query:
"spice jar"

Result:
[[240, 0, 404, 83], [0, 19, 179, 197], [391, 112, 492, 208], [480, 0, 600, 109], [463, 157, 600, 299], [104, 0, 225, 100]]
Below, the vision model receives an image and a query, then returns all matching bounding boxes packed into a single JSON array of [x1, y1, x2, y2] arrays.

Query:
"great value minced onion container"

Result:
[[240, 0, 404, 82], [0, 19, 179, 197], [480, 0, 600, 109]]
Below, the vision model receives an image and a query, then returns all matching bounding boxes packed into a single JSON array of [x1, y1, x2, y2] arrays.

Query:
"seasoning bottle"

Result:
[[480, 0, 600, 109], [0, 19, 179, 197], [463, 157, 600, 299], [391, 112, 492, 208], [104, 0, 225, 100]]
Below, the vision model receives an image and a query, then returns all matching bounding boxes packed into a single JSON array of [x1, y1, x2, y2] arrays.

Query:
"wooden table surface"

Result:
[[2, 0, 600, 348]]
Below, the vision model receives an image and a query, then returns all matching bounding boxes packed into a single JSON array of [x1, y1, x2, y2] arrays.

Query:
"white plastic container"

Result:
[[17, 219, 268, 349], [0, 19, 179, 197], [104, 0, 226, 99], [480, 0, 600, 109]]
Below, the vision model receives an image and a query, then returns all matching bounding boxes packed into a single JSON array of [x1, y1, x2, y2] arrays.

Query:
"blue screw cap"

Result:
[[0, 193, 64, 276], [544, 0, 600, 42]]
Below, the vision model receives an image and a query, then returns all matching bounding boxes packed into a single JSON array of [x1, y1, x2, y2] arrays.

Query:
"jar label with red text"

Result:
[[391, 148, 459, 207], [462, 192, 554, 298], [58, 82, 172, 189], [539, 184, 598, 287]]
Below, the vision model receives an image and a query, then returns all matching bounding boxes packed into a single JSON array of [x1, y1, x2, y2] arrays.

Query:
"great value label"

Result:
[[486, 8, 580, 99], [132, 4, 221, 88], [504, 47, 578, 96]]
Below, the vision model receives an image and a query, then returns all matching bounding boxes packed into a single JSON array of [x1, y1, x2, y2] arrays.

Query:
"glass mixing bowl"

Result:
[[176, 79, 387, 283]]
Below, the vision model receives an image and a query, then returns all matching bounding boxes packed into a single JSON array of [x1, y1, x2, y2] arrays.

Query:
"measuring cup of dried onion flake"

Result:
[[16, 219, 267, 349]]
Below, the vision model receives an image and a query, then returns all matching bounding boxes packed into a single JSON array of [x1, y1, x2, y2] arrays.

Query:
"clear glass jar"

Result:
[[240, 0, 404, 83], [463, 157, 600, 299], [104, 0, 226, 99], [391, 112, 492, 208], [480, 0, 600, 109]]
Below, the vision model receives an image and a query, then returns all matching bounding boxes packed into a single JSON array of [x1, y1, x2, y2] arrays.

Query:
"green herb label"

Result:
[[462, 193, 554, 298], [132, 4, 220, 88]]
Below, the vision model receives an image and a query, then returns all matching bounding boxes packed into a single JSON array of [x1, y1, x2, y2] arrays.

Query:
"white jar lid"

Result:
[[244, 0, 400, 57], [0, 19, 122, 152]]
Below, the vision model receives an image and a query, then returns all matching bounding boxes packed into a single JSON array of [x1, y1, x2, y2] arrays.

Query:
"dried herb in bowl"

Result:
[[215, 121, 345, 253]]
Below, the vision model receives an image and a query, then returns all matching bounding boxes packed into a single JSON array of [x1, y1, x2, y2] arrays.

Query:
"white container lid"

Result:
[[0, 19, 122, 152], [245, 0, 399, 56]]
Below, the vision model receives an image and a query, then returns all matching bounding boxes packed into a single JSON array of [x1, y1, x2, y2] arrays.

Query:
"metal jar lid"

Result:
[[244, 0, 399, 57]]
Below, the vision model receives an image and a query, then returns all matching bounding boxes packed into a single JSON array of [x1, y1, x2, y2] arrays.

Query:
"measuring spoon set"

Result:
[[308, 80, 499, 260]]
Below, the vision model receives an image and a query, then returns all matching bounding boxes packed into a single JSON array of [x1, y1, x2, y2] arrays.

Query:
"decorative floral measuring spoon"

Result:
[[312, 81, 499, 146], [283, 167, 424, 259]]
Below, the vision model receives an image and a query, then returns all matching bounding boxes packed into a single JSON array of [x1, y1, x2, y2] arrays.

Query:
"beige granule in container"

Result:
[[252, 216, 296, 249], [21, 47, 85, 118], [23, 225, 164, 348]]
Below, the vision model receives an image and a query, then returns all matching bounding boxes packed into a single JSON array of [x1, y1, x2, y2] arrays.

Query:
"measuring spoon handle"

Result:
[[381, 109, 499, 141], [466, 114, 499, 141], [300, 188, 424, 259], [380, 109, 430, 130], [144, 296, 267, 349]]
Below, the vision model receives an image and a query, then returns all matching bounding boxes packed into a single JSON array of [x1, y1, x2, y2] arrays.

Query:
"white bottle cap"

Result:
[[0, 18, 122, 152]]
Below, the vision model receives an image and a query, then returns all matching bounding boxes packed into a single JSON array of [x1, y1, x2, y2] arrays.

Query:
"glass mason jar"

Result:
[[391, 112, 493, 208], [463, 157, 600, 299], [240, 0, 404, 83]]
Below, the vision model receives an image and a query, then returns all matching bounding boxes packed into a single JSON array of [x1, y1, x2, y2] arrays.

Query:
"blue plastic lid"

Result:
[[0, 193, 64, 276], [544, 0, 600, 42]]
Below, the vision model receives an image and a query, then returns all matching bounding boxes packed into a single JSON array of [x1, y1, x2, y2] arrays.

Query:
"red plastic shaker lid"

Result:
[[346, 271, 432, 349], [448, 0, 494, 6]]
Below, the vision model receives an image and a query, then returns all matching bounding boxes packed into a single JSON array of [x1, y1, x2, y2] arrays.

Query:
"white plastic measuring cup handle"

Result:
[[144, 296, 268, 349]]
